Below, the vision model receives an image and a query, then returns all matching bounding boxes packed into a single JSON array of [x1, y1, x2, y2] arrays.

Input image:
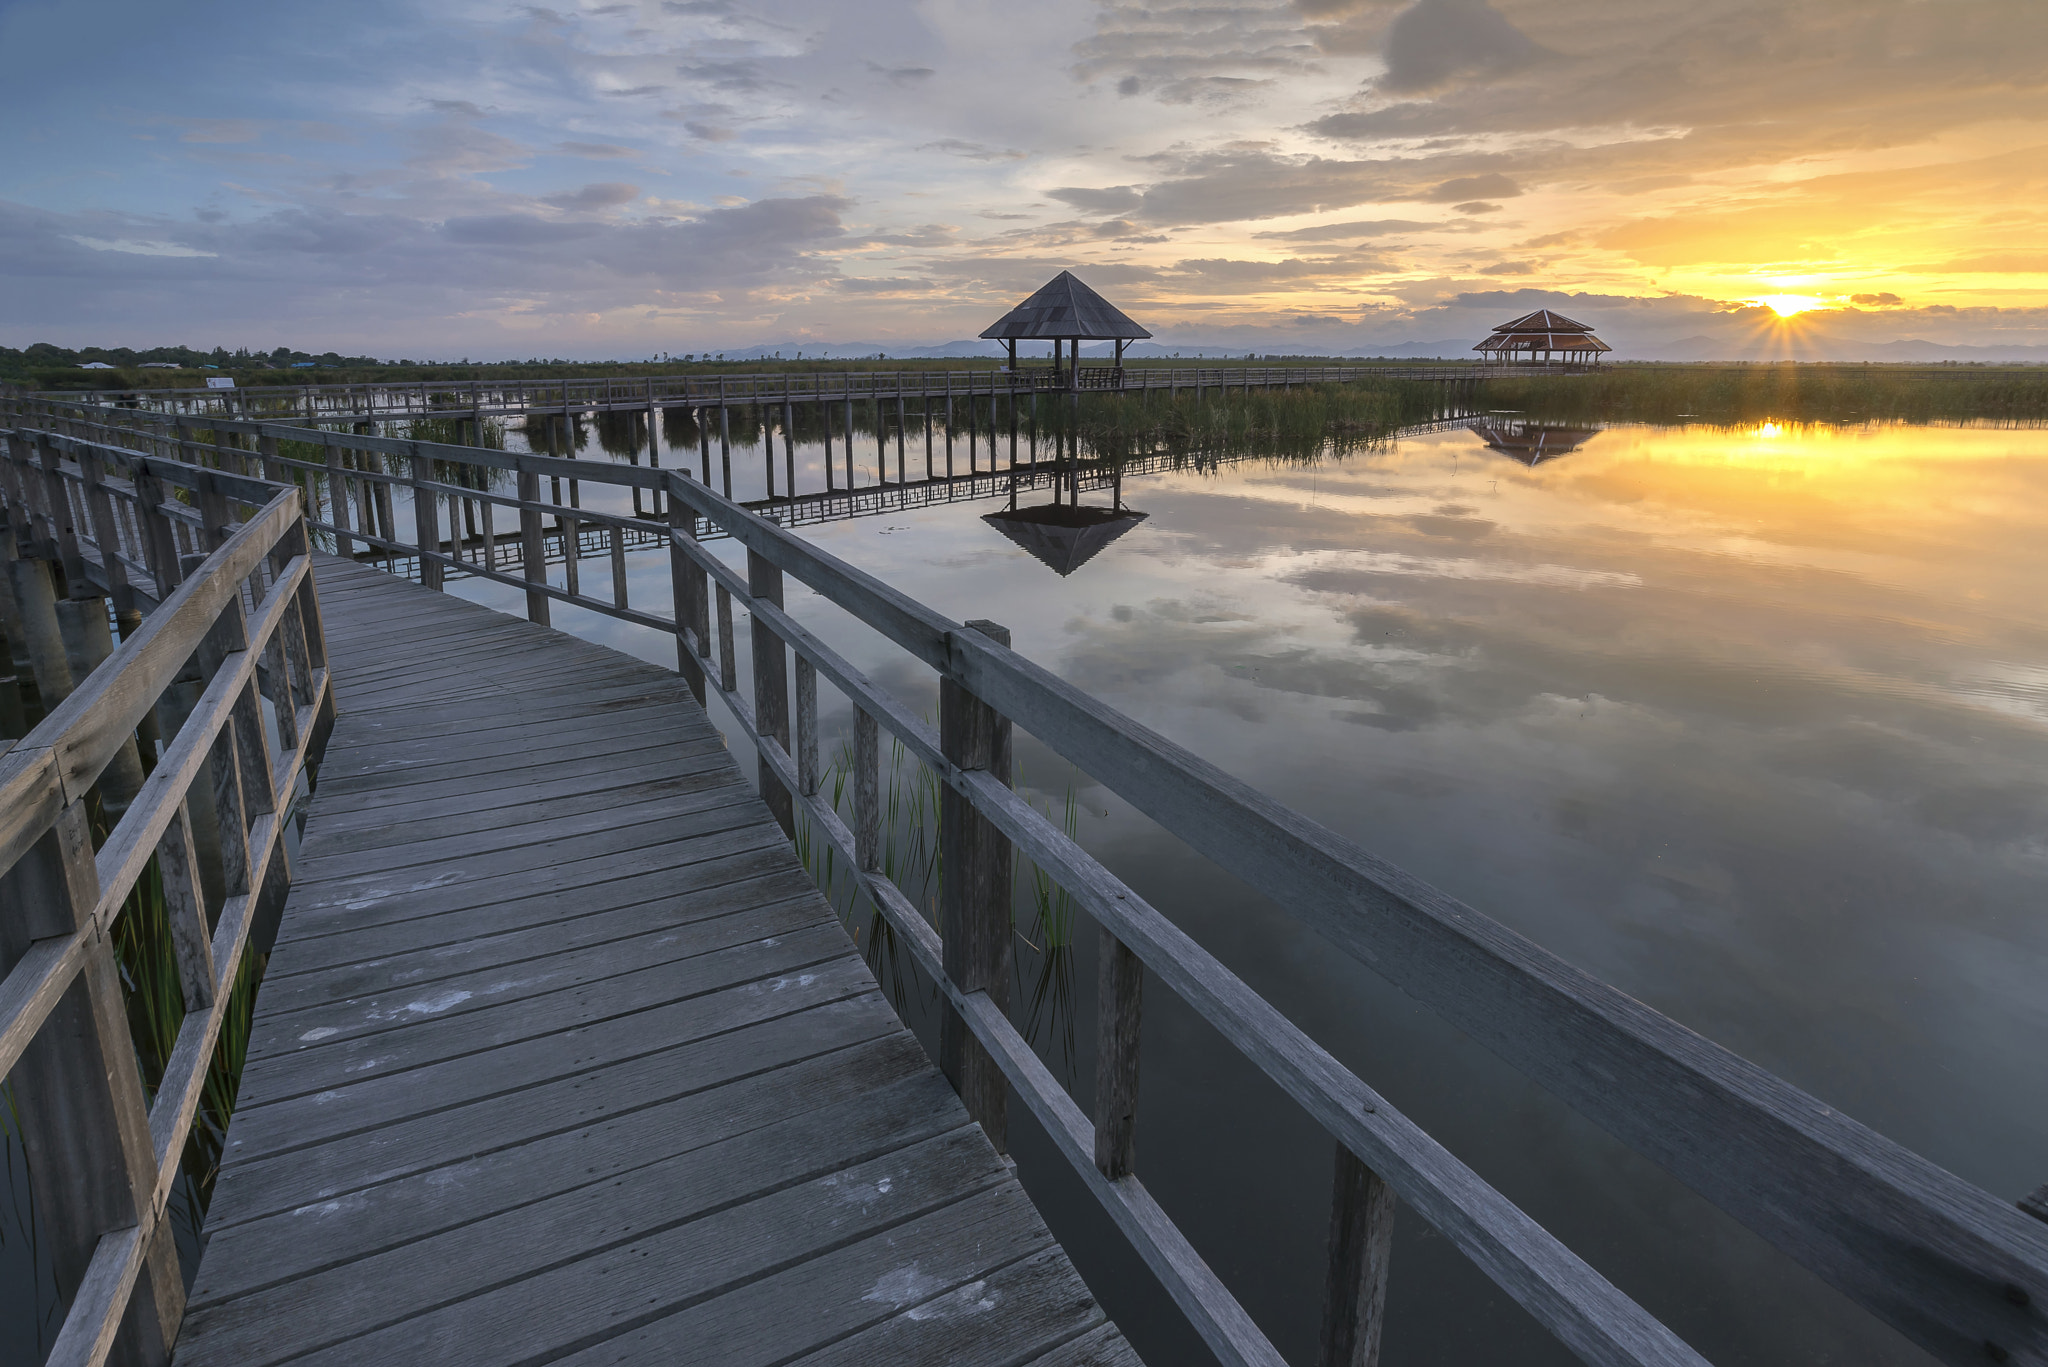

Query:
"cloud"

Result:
[[1377, 0, 1545, 93], [918, 140, 1028, 162], [173, 118, 262, 144], [1851, 292, 1904, 307], [1478, 260, 1534, 275], [1254, 218, 1447, 240], [542, 182, 640, 211], [1452, 201, 1501, 214], [555, 141, 638, 159], [867, 62, 935, 84], [1427, 173, 1521, 202], [1050, 185, 1144, 215]]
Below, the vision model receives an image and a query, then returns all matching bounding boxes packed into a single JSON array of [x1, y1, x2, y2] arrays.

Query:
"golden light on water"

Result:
[[1752, 294, 1829, 318]]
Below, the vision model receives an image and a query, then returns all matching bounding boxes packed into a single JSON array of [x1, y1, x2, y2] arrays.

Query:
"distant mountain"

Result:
[[692, 333, 2048, 365]]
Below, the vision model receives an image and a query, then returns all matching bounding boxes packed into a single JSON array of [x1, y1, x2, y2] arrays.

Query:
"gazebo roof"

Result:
[[1474, 308, 1611, 354], [1490, 309, 1595, 334], [982, 503, 1148, 575], [979, 271, 1152, 341]]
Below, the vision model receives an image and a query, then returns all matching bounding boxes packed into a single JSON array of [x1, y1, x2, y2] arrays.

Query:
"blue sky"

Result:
[[5, 1, 2048, 357]]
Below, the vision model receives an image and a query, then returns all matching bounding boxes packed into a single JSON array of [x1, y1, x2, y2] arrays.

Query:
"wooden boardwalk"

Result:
[[174, 554, 1137, 1367]]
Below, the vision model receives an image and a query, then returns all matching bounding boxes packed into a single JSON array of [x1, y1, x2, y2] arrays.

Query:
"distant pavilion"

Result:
[[980, 271, 1151, 390], [1474, 310, 1612, 365]]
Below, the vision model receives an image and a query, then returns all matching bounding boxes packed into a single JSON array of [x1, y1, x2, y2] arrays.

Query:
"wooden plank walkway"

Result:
[[175, 553, 1139, 1367]]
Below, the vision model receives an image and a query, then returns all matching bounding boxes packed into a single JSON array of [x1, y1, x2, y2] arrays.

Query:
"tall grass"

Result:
[[1046, 379, 1448, 465], [1482, 364, 2048, 425], [795, 724, 1087, 1063]]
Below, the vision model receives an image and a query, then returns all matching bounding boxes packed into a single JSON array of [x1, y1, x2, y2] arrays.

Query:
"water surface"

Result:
[[446, 418, 2048, 1367]]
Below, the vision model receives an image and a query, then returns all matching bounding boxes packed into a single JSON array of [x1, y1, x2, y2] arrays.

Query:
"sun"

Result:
[[1752, 294, 1828, 318]]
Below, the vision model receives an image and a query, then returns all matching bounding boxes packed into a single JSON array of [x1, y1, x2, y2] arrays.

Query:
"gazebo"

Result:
[[982, 503, 1149, 576], [1474, 310, 1611, 365], [1473, 420, 1601, 465], [980, 270, 1151, 390]]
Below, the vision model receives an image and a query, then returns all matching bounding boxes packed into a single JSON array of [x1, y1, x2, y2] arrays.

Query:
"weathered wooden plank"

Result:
[[192, 1032, 936, 1301], [171, 551, 1138, 1367], [178, 1073, 971, 1365], [542, 1180, 1053, 1367], [262, 844, 804, 977], [243, 895, 827, 1061], [208, 1129, 1015, 1367], [225, 952, 877, 1153], [784, 1246, 1109, 1367], [207, 992, 904, 1228]]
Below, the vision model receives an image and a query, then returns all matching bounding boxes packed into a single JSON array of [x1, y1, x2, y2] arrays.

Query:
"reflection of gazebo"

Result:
[[982, 503, 1148, 576], [1474, 310, 1611, 365], [1472, 420, 1601, 465], [980, 271, 1152, 391]]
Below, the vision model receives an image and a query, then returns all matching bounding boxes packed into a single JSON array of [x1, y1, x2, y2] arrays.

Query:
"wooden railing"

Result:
[[7, 391, 2046, 1367], [0, 407, 333, 1366], [78, 362, 1500, 422]]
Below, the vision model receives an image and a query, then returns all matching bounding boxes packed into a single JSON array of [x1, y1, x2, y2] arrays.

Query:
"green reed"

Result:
[[795, 723, 1086, 1063], [1480, 364, 2048, 426]]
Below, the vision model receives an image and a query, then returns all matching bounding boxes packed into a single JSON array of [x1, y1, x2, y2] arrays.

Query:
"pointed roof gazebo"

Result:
[[982, 503, 1149, 575], [1472, 420, 1602, 465], [980, 270, 1151, 390], [1474, 310, 1611, 365]]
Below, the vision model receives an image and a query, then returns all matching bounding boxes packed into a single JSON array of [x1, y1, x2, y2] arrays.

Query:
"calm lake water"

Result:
[[15, 415, 2033, 1365], [438, 415, 2048, 1366]]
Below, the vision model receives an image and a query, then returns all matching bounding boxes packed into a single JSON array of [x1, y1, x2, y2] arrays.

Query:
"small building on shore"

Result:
[[980, 271, 1151, 390], [1474, 310, 1611, 365]]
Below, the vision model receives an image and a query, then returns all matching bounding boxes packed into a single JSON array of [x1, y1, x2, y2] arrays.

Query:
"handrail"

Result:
[[0, 409, 334, 1367], [9, 392, 2045, 1365]]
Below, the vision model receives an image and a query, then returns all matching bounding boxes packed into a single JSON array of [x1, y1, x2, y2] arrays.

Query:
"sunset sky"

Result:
[[5, 0, 2047, 357]]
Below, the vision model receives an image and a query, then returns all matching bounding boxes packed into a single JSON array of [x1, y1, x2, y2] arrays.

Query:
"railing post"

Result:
[[0, 800, 183, 1364], [939, 617, 1013, 1152], [854, 706, 879, 869], [747, 548, 793, 837], [664, 489, 706, 702], [408, 445, 443, 589], [1094, 928, 1143, 1177], [795, 656, 818, 796], [518, 467, 550, 626], [1320, 1146, 1398, 1367]]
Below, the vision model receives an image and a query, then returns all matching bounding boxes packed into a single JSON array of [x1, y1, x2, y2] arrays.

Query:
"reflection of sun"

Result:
[[1752, 294, 1827, 318], [1756, 421, 1783, 439]]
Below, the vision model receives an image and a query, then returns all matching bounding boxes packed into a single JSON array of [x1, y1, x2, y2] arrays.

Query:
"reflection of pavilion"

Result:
[[982, 502, 1148, 576], [1472, 420, 1602, 466]]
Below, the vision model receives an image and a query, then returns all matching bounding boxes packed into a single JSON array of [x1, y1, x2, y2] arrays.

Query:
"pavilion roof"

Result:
[[979, 271, 1152, 341], [1474, 308, 1611, 354], [982, 503, 1148, 575]]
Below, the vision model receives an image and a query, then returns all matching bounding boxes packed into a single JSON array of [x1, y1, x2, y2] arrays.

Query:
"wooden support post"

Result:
[[854, 706, 880, 870], [714, 581, 738, 702], [408, 448, 443, 590], [1008, 391, 1018, 468], [844, 395, 856, 488], [895, 395, 907, 484], [939, 617, 1013, 1152], [718, 404, 732, 498], [782, 401, 796, 500], [56, 597, 146, 816], [698, 406, 712, 485], [795, 656, 819, 796], [876, 398, 888, 485], [923, 398, 933, 479], [609, 525, 627, 609], [0, 801, 183, 1365], [518, 468, 549, 625], [665, 492, 706, 703], [824, 401, 836, 492], [325, 445, 353, 560], [747, 549, 793, 837], [1094, 928, 1143, 1178], [7, 552, 75, 707], [1321, 1146, 1398, 1367]]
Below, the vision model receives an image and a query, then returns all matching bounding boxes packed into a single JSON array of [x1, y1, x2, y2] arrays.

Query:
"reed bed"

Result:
[[1483, 364, 2048, 425]]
